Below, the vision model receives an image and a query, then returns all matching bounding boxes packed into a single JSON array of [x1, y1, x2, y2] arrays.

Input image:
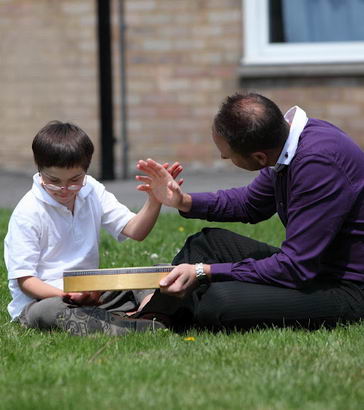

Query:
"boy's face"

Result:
[[39, 166, 86, 208]]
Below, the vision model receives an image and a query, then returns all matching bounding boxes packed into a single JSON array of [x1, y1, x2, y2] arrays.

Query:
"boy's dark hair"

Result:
[[213, 93, 289, 155], [32, 121, 94, 171]]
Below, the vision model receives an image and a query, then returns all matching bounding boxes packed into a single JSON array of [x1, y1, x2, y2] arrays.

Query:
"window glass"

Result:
[[269, 0, 364, 44], [243, 0, 364, 65]]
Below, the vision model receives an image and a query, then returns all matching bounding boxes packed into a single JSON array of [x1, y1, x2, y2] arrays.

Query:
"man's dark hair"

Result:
[[32, 121, 94, 171], [213, 93, 289, 155]]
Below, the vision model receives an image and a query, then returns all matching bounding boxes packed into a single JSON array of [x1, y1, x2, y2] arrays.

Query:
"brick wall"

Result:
[[240, 77, 364, 148], [1, 0, 364, 177], [112, 0, 242, 175], [0, 0, 99, 175]]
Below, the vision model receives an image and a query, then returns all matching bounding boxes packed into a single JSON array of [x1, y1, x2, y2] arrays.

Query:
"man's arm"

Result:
[[159, 156, 355, 296], [136, 159, 277, 223], [210, 156, 354, 288], [179, 169, 276, 223]]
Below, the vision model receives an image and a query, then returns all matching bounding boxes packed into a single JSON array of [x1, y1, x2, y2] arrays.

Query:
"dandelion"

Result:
[[178, 226, 185, 232], [150, 253, 159, 259], [183, 336, 196, 342]]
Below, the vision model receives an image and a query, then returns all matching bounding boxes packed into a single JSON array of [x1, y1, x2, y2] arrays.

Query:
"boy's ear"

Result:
[[250, 151, 269, 167]]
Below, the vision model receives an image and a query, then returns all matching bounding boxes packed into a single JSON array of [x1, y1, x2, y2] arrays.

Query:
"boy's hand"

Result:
[[63, 291, 103, 306], [136, 159, 185, 208]]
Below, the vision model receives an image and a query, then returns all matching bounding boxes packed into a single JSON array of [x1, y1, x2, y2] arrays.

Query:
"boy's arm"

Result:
[[121, 196, 161, 241], [122, 161, 185, 241], [18, 276, 64, 299], [18, 276, 102, 305]]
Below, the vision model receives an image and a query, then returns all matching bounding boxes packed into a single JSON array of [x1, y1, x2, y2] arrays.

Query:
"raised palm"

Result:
[[136, 159, 184, 208]]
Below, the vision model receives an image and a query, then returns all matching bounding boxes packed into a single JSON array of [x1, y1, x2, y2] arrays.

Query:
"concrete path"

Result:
[[0, 169, 257, 211]]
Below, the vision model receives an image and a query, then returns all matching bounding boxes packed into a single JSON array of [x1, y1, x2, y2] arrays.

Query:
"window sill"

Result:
[[238, 63, 364, 79]]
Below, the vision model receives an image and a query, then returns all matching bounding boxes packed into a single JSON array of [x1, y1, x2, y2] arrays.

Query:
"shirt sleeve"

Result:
[[180, 168, 277, 223], [4, 214, 42, 280], [210, 155, 355, 288], [96, 183, 136, 241]]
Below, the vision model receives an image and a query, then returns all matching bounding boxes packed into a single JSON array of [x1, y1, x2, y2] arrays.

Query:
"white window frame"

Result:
[[242, 0, 364, 65]]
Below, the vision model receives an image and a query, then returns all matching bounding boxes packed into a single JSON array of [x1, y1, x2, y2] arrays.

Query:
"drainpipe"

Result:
[[118, 0, 129, 179], [97, 0, 115, 180]]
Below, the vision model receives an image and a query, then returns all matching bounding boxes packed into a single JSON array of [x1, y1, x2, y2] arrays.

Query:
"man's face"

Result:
[[212, 128, 263, 171]]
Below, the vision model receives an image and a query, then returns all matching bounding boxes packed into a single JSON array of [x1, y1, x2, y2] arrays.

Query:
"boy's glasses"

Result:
[[40, 174, 87, 192]]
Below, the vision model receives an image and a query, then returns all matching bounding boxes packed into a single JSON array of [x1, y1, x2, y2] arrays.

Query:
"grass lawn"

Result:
[[0, 208, 363, 410]]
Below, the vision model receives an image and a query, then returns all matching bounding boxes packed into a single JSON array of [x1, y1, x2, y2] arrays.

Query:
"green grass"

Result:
[[1, 208, 364, 410]]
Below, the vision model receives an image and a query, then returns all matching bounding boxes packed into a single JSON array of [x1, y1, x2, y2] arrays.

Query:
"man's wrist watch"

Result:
[[195, 263, 210, 285]]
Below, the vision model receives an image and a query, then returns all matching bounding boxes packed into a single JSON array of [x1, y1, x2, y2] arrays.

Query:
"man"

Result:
[[137, 93, 364, 330]]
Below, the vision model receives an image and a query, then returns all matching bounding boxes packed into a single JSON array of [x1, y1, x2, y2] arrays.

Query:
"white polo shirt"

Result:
[[4, 174, 136, 320]]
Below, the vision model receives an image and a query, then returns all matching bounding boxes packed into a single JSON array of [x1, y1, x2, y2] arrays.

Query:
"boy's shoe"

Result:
[[55, 306, 165, 336]]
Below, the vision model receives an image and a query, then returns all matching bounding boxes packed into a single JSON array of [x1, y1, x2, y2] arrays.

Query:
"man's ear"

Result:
[[250, 151, 269, 167]]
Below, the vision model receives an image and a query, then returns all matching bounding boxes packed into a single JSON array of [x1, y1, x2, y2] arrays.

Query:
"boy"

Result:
[[4, 120, 182, 336]]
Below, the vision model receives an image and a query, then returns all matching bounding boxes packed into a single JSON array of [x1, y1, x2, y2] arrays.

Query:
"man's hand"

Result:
[[136, 159, 189, 210], [159, 264, 199, 298], [164, 161, 184, 185], [63, 291, 103, 306]]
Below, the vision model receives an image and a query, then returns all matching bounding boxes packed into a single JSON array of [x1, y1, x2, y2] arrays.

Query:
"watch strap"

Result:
[[195, 263, 209, 284]]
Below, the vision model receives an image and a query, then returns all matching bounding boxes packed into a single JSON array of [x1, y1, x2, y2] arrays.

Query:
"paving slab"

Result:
[[0, 169, 257, 211]]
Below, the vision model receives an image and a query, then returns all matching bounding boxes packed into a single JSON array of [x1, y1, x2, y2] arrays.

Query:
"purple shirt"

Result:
[[181, 119, 364, 288]]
